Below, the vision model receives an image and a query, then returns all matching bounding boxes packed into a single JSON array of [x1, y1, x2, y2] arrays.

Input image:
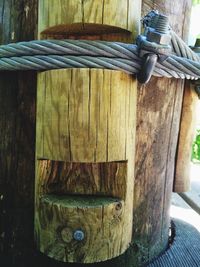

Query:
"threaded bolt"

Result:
[[149, 13, 159, 28], [73, 230, 85, 241], [155, 14, 169, 34]]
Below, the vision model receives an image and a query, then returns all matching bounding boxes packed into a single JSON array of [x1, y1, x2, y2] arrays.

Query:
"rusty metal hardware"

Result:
[[137, 53, 158, 84]]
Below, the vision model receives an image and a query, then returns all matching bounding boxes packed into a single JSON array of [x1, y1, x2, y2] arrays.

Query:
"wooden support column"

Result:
[[1, 1, 193, 266], [0, 0, 37, 264], [35, 0, 138, 264], [132, 0, 193, 264], [174, 81, 198, 192]]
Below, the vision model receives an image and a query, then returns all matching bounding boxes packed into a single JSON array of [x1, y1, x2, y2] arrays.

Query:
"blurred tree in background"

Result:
[[192, 128, 200, 162]]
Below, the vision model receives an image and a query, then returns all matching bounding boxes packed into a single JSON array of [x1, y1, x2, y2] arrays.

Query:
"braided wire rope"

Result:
[[1, 30, 196, 62], [0, 13, 200, 82], [170, 30, 199, 62], [0, 39, 199, 80]]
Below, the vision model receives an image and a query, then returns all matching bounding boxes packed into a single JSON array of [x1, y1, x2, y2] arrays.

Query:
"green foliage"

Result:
[[193, 0, 200, 5], [191, 128, 200, 162]]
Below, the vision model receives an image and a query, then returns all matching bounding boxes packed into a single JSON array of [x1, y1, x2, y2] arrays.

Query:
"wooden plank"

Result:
[[174, 82, 198, 192]]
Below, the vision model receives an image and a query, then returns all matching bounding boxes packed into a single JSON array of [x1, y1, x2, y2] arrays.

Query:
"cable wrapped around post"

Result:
[[0, 11, 199, 84]]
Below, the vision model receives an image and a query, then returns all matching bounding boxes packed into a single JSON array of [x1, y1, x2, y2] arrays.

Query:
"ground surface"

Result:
[[181, 163, 200, 214], [148, 192, 200, 267]]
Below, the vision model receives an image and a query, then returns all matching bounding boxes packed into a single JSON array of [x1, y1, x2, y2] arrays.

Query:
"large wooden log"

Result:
[[35, 0, 137, 264], [35, 70, 136, 263], [132, 0, 192, 264], [0, 1, 193, 266], [0, 0, 37, 264]]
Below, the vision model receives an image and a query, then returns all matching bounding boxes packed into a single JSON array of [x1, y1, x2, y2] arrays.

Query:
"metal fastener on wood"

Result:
[[137, 53, 158, 84], [73, 230, 85, 241]]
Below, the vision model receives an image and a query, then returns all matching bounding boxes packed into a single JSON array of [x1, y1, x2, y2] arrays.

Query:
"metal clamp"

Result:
[[137, 11, 171, 84], [137, 53, 158, 84]]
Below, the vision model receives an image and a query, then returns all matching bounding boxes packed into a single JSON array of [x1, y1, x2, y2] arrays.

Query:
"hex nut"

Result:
[[147, 31, 171, 45]]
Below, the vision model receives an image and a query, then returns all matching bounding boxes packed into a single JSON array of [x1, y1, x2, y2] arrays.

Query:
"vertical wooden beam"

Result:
[[0, 0, 37, 264], [0, 0, 193, 266], [174, 82, 198, 192], [35, 0, 138, 264], [132, 0, 192, 264]]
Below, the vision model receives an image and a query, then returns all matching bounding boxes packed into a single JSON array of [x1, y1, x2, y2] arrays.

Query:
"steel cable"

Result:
[[0, 38, 199, 81]]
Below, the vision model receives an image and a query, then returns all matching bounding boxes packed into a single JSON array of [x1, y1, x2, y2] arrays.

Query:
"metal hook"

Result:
[[137, 53, 158, 84]]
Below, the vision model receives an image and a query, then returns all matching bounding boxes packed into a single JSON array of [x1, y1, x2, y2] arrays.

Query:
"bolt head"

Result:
[[73, 230, 85, 241], [147, 30, 171, 45], [115, 202, 122, 210], [61, 227, 73, 243]]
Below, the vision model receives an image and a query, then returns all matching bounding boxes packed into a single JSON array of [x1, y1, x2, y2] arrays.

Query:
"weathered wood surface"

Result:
[[36, 195, 125, 263], [35, 69, 136, 262], [36, 69, 136, 162], [174, 82, 198, 192], [0, 0, 37, 265], [35, 159, 134, 263], [35, 0, 137, 263], [0, 0, 193, 267], [39, 0, 141, 41], [132, 0, 192, 264], [36, 161, 127, 199]]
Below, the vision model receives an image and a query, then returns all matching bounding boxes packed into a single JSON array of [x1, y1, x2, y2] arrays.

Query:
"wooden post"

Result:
[[35, 0, 138, 263], [174, 82, 198, 192], [132, 0, 193, 264], [0, 1, 193, 266], [174, 38, 200, 194], [0, 0, 37, 264]]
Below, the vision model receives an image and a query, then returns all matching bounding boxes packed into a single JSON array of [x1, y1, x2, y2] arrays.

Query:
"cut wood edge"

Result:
[[35, 194, 131, 263]]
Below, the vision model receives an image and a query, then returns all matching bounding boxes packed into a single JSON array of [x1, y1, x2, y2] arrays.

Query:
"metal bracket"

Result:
[[136, 35, 171, 84], [137, 53, 158, 84]]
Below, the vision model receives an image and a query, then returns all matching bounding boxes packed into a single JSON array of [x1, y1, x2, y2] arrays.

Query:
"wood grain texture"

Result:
[[36, 0, 138, 263], [132, 0, 192, 264], [38, 0, 141, 41], [0, 0, 137, 266], [35, 68, 136, 262], [0, 1, 194, 267], [174, 82, 198, 192], [134, 78, 185, 262], [36, 195, 126, 263], [36, 69, 136, 162], [0, 0, 37, 263], [36, 161, 127, 199]]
